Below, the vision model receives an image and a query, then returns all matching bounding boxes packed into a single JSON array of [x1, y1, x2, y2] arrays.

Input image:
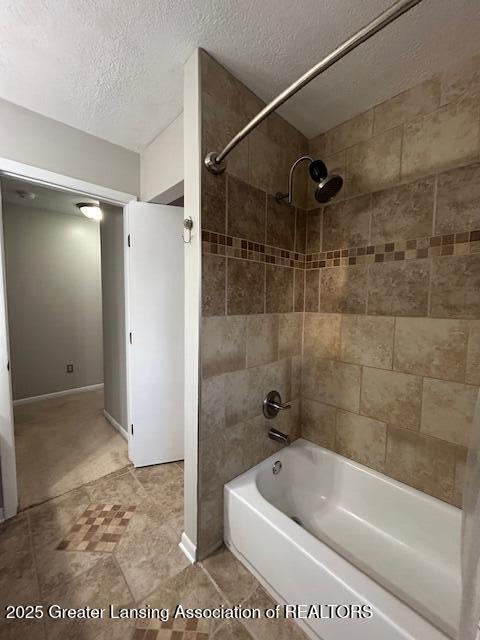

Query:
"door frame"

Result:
[[0, 156, 136, 520]]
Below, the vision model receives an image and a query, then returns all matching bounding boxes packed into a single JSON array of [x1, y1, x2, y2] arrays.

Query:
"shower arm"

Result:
[[276, 156, 313, 205], [205, 0, 423, 175]]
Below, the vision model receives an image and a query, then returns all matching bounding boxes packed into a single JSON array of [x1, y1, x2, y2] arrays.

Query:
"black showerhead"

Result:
[[314, 174, 343, 204], [309, 159, 328, 183], [275, 155, 343, 205]]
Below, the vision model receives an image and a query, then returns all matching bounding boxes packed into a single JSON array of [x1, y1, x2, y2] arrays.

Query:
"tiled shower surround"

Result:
[[198, 50, 480, 557]]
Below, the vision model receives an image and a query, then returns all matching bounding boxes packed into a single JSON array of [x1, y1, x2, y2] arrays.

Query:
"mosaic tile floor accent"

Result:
[[57, 504, 136, 552], [133, 619, 210, 639]]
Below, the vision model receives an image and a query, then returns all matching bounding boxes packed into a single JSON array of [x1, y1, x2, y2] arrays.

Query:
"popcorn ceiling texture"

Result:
[[198, 50, 480, 559], [1, 1, 480, 149]]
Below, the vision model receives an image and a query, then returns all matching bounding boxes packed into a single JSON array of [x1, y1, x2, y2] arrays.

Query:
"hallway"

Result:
[[14, 390, 129, 509]]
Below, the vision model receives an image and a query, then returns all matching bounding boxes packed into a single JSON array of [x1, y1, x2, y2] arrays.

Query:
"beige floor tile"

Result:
[[133, 464, 184, 534], [138, 564, 227, 634], [29, 487, 92, 550], [86, 470, 148, 509], [114, 505, 188, 602], [43, 556, 134, 640], [241, 586, 309, 640], [212, 620, 254, 639], [200, 546, 258, 605], [14, 390, 129, 509]]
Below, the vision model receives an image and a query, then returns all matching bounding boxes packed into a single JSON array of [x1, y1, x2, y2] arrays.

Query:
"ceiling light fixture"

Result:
[[76, 202, 103, 221]]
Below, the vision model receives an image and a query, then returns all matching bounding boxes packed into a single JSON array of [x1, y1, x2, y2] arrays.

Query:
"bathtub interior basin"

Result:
[[227, 438, 461, 639]]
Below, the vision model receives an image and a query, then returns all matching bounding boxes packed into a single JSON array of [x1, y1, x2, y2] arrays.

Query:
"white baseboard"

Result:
[[13, 383, 104, 406], [179, 531, 196, 564], [103, 409, 128, 441]]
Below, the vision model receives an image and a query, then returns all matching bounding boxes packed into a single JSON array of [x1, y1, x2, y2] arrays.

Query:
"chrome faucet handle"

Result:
[[263, 390, 291, 419]]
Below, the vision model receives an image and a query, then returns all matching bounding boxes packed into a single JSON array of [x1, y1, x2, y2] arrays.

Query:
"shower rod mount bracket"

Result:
[[204, 151, 226, 175]]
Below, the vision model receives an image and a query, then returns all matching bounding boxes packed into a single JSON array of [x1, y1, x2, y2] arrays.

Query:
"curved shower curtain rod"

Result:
[[205, 0, 424, 175]]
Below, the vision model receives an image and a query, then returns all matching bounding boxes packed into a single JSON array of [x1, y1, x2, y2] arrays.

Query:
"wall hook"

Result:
[[183, 216, 193, 244]]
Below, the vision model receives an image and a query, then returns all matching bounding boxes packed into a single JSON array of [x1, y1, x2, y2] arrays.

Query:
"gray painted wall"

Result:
[[3, 203, 103, 400], [100, 205, 128, 431], [0, 98, 139, 196]]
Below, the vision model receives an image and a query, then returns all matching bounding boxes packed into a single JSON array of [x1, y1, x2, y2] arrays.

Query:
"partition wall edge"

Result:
[[180, 48, 202, 562], [0, 156, 136, 519]]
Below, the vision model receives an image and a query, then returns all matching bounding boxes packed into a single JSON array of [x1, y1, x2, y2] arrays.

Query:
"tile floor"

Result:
[[0, 461, 308, 640], [14, 390, 130, 508]]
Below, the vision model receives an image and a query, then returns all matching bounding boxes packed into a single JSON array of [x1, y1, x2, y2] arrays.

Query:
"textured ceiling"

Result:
[[1, 177, 103, 218], [0, 0, 480, 152]]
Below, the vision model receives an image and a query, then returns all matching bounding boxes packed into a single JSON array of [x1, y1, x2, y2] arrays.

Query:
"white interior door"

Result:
[[125, 202, 184, 467], [0, 183, 17, 518]]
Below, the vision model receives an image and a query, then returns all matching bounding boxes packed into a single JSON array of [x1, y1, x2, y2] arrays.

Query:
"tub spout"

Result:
[[268, 428, 290, 446]]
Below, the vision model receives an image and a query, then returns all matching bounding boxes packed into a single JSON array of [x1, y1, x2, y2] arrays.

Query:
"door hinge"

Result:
[[6, 361, 9, 371], [127, 234, 131, 247], [129, 332, 133, 344], [131, 424, 134, 435]]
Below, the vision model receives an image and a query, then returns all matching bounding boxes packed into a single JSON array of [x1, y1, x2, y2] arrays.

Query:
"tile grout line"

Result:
[[26, 511, 49, 639]]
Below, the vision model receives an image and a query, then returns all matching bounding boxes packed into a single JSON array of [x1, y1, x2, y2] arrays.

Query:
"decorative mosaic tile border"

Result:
[[57, 504, 136, 552], [305, 229, 480, 269], [133, 619, 210, 639], [201, 230, 305, 269], [202, 229, 480, 270]]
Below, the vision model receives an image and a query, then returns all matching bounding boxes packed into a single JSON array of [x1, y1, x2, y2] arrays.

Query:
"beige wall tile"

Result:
[[435, 163, 480, 234], [227, 259, 265, 315], [300, 399, 336, 449], [294, 268, 305, 313], [341, 315, 394, 369], [421, 378, 478, 446], [320, 266, 367, 314], [223, 368, 254, 427], [202, 315, 246, 378], [202, 51, 261, 120], [202, 92, 250, 183], [370, 178, 434, 245], [466, 321, 480, 385], [308, 133, 325, 158], [278, 313, 303, 358], [266, 195, 295, 251], [385, 427, 456, 502], [227, 176, 266, 243], [346, 127, 402, 197], [367, 259, 429, 317], [303, 313, 341, 359], [246, 315, 279, 368], [251, 358, 292, 408], [202, 254, 226, 317], [402, 100, 480, 180], [325, 110, 373, 155], [430, 254, 480, 319], [361, 367, 422, 430], [306, 209, 322, 253], [453, 447, 467, 508], [322, 194, 370, 251], [373, 78, 441, 134], [197, 488, 224, 554], [305, 269, 319, 312], [266, 265, 294, 314], [202, 168, 226, 234], [441, 53, 480, 105], [295, 209, 307, 253], [302, 357, 361, 413], [291, 355, 302, 398], [200, 375, 226, 441], [394, 317, 469, 382], [336, 411, 386, 471]]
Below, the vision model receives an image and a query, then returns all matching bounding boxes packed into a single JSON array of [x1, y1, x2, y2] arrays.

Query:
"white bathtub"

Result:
[[224, 438, 461, 640]]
